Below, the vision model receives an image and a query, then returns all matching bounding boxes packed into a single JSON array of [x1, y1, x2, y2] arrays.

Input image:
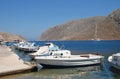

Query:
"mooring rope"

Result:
[[36, 63, 43, 72], [101, 61, 113, 79]]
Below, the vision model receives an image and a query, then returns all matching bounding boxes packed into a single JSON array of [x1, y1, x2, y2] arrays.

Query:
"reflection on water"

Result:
[[1, 65, 114, 79], [31, 66, 101, 79], [12, 47, 32, 62]]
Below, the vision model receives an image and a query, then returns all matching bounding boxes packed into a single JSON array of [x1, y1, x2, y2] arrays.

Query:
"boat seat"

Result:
[[80, 54, 89, 58]]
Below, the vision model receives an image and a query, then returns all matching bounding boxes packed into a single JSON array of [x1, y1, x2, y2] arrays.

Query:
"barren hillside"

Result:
[[40, 9, 120, 40], [0, 32, 25, 42]]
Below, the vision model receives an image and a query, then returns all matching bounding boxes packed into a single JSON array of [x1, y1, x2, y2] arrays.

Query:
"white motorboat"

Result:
[[13, 41, 39, 52], [29, 42, 60, 58], [35, 50, 104, 67], [108, 53, 120, 70]]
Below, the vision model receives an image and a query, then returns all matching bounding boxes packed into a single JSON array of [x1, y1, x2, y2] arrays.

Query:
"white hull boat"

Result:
[[29, 46, 49, 58], [35, 50, 104, 67], [108, 53, 120, 70], [29, 42, 60, 58], [14, 42, 39, 52]]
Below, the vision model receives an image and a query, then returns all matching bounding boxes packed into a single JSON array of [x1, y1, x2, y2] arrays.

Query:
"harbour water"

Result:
[[1, 40, 120, 79]]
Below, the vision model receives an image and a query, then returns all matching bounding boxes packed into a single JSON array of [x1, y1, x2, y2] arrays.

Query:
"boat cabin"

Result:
[[45, 42, 54, 47], [45, 42, 59, 51], [112, 53, 120, 65], [50, 50, 71, 58]]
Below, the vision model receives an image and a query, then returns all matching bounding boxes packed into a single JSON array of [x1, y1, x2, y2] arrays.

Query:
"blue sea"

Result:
[[1, 40, 120, 79]]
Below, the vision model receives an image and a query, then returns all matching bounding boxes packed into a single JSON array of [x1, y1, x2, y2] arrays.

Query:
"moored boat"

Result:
[[29, 42, 60, 58], [35, 50, 104, 68], [108, 53, 120, 70], [13, 41, 39, 52]]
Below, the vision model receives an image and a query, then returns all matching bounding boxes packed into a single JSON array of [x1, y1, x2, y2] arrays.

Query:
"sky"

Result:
[[0, 0, 120, 40]]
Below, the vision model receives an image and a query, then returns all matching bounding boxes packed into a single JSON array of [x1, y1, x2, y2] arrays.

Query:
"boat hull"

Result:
[[35, 55, 103, 67], [40, 63, 100, 68]]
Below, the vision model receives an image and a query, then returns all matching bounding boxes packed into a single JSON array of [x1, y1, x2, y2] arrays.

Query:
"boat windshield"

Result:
[[45, 43, 51, 46], [113, 56, 118, 61]]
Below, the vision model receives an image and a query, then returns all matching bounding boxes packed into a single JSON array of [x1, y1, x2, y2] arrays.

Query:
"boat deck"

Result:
[[35, 54, 103, 60]]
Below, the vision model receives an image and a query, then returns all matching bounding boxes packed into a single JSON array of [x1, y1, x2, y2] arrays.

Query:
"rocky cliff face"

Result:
[[97, 9, 120, 40], [39, 9, 120, 40], [0, 32, 25, 42]]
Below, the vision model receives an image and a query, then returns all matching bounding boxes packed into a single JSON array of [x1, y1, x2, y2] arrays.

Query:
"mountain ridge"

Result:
[[0, 32, 26, 42], [39, 8, 120, 40]]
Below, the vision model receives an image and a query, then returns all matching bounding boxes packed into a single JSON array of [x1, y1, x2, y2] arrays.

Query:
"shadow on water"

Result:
[[11, 47, 32, 62], [31, 66, 102, 78], [110, 67, 120, 74], [109, 67, 120, 79], [0, 66, 97, 79], [1, 65, 120, 79]]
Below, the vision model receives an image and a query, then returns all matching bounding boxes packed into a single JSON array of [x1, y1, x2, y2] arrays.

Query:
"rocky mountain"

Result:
[[39, 9, 120, 40], [0, 32, 25, 42]]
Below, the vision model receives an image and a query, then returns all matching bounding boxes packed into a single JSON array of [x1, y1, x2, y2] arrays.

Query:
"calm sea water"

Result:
[[1, 40, 120, 79]]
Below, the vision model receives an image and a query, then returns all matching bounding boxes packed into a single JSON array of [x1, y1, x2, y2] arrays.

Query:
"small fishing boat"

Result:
[[108, 53, 120, 70], [29, 42, 59, 58], [13, 41, 39, 52], [35, 50, 104, 68]]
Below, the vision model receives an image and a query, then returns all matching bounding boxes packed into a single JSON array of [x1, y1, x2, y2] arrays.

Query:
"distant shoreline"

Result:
[[37, 39, 120, 42]]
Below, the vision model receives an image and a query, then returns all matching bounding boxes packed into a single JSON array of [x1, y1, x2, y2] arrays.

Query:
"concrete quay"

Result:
[[0, 46, 36, 77]]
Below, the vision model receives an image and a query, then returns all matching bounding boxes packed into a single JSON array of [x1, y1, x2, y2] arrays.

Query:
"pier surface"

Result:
[[0, 46, 35, 76]]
